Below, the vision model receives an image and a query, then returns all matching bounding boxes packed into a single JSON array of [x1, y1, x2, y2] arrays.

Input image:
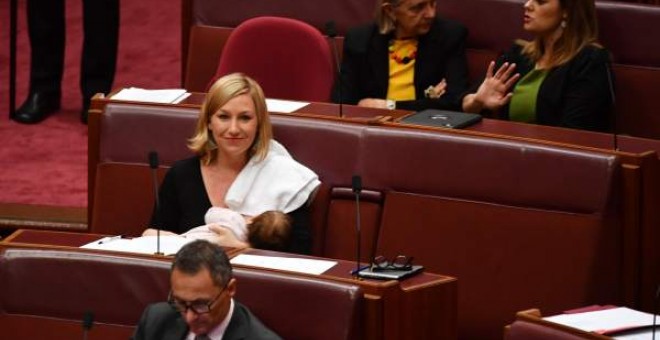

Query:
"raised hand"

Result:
[[476, 61, 520, 109], [463, 61, 520, 113]]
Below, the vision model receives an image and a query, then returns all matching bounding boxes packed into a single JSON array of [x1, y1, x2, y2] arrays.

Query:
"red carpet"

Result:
[[0, 0, 180, 207]]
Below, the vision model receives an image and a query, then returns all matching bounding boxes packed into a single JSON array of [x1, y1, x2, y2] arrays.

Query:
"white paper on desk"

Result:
[[614, 328, 657, 340], [80, 235, 193, 255], [230, 254, 336, 275], [111, 87, 190, 104], [265, 98, 308, 113], [544, 307, 657, 334]]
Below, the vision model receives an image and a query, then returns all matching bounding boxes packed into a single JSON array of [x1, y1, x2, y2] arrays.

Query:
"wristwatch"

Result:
[[386, 99, 396, 110]]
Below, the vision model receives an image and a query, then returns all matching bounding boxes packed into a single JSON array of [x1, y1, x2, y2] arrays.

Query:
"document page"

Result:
[[544, 307, 657, 335], [111, 87, 190, 104], [81, 235, 192, 255], [230, 254, 336, 275], [265, 98, 308, 113]]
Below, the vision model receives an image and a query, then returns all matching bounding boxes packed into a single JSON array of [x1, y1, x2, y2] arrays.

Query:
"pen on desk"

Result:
[[350, 265, 370, 275], [97, 235, 123, 244]]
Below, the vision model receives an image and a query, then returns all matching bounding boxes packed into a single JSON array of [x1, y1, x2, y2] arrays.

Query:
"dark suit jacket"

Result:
[[494, 43, 614, 132], [132, 301, 281, 340], [336, 17, 469, 111]]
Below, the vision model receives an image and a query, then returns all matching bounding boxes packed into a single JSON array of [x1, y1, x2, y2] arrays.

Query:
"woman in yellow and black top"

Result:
[[336, 0, 469, 111], [462, 0, 614, 132]]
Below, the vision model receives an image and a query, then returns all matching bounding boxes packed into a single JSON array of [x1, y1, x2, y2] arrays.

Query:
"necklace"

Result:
[[389, 39, 418, 65]]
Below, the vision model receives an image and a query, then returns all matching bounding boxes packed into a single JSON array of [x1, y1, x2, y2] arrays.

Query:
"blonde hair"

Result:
[[188, 73, 272, 165], [522, 0, 600, 68], [376, 0, 401, 34]]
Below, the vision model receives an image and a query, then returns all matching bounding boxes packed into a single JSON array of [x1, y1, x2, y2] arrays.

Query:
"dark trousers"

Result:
[[26, 0, 119, 101]]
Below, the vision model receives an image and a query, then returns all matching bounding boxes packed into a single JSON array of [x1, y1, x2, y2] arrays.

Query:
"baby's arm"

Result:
[[141, 228, 179, 237]]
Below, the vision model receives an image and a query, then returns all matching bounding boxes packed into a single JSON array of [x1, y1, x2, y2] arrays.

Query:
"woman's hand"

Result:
[[463, 61, 520, 113], [357, 98, 388, 109], [207, 224, 250, 248], [425, 79, 447, 99]]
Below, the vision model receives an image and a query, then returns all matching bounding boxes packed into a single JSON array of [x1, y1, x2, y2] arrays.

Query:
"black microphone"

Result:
[[82, 311, 94, 340], [653, 283, 659, 340], [148, 151, 163, 255], [605, 61, 617, 151], [352, 175, 362, 277], [325, 20, 343, 118]]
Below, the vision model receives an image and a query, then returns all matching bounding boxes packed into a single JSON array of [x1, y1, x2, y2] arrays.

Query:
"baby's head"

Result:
[[248, 210, 292, 252]]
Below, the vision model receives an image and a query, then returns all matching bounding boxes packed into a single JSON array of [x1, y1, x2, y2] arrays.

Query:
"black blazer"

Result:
[[132, 301, 281, 340], [336, 17, 469, 111], [495, 44, 614, 132]]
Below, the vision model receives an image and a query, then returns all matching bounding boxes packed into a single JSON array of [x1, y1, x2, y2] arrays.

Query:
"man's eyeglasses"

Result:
[[371, 255, 414, 271], [168, 286, 225, 315]]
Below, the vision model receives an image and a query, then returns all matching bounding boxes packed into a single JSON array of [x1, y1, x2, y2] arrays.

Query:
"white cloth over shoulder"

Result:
[[225, 140, 321, 216]]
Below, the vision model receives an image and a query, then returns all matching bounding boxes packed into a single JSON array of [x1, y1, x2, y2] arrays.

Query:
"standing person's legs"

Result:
[[80, 0, 119, 123], [14, 0, 65, 124]]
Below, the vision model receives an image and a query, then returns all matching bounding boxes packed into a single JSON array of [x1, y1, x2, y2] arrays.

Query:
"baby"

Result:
[[184, 207, 292, 251]]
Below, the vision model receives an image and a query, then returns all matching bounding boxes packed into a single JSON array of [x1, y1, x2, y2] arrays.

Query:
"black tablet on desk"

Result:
[[357, 265, 424, 280], [400, 109, 482, 129]]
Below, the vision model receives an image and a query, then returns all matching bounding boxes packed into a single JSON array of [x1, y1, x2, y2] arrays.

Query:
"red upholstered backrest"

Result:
[[0, 246, 170, 340], [596, 1, 660, 67], [270, 115, 383, 259], [92, 103, 199, 236], [99, 104, 198, 165], [213, 16, 335, 102], [0, 245, 363, 340], [612, 64, 660, 139], [235, 268, 363, 340], [360, 126, 618, 214], [192, 0, 374, 36], [363, 125, 622, 340]]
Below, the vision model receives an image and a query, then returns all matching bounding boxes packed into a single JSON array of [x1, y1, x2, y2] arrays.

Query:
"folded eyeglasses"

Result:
[[371, 255, 414, 271]]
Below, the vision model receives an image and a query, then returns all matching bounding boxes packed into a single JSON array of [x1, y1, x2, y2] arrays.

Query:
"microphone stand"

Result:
[[352, 175, 362, 278], [605, 62, 618, 151], [653, 284, 659, 340], [148, 151, 163, 255], [82, 311, 94, 340]]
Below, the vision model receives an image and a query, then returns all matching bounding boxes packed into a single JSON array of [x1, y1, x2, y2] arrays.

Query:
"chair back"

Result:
[[212, 16, 335, 102], [0, 244, 363, 340]]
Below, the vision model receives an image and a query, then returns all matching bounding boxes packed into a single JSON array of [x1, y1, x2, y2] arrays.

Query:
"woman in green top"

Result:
[[462, 0, 613, 132]]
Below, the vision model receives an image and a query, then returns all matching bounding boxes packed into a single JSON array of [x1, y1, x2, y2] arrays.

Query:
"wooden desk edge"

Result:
[[511, 308, 613, 340]]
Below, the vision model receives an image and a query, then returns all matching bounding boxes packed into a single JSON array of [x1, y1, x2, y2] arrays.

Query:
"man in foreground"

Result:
[[132, 240, 281, 340]]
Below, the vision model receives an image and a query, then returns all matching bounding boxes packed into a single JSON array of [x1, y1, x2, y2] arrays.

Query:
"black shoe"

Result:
[[13, 92, 61, 124]]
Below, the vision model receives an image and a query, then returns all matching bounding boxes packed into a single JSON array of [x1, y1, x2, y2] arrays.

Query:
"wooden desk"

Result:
[[177, 92, 660, 155], [2, 229, 458, 340], [505, 309, 616, 340]]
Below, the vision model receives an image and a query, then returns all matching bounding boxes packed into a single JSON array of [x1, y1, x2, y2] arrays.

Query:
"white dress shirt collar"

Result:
[[186, 298, 235, 340]]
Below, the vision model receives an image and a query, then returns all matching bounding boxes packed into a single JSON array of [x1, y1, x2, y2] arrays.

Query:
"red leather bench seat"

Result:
[[0, 245, 363, 340]]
